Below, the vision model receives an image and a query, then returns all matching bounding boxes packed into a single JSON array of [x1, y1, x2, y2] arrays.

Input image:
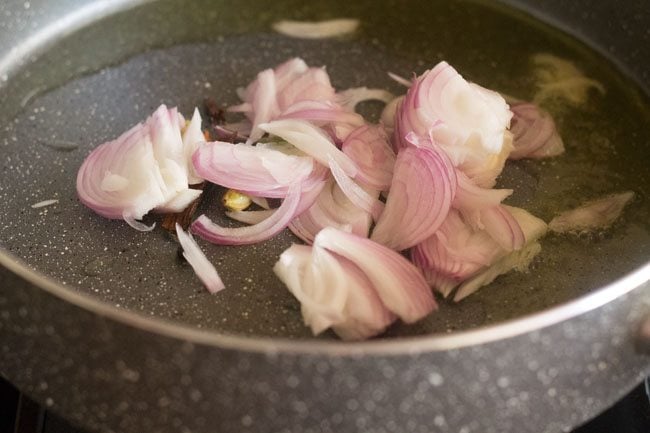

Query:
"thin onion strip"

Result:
[[176, 223, 225, 294]]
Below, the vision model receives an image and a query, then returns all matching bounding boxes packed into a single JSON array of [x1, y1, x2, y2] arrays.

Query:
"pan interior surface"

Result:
[[0, 0, 648, 339]]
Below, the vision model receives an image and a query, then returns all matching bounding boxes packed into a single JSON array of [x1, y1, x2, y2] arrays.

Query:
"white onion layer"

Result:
[[176, 223, 225, 294], [260, 119, 358, 177], [274, 243, 395, 340], [76, 105, 204, 227], [549, 192, 634, 234], [315, 227, 437, 323], [272, 19, 360, 39]]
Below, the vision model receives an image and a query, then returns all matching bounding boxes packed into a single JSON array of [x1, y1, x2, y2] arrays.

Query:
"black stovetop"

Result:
[[1, 376, 649, 433]]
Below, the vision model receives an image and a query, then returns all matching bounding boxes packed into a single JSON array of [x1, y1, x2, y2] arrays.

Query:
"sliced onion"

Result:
[[246, 69, 279, 144], [415, 269, 459, 299], [278, 100, 365, 128], [478, 205, 526, 251], [314, 227, 437, 323], [31, 199, 59, 209], [289, 177, 372, 244], [274, 243, 395, 340], [228, 102, 251, 114], [158, 188, 203, 213], [453, 176, 524, 252], [277, 67, 337, 111], [342, 124, 395, 191], [336, 87, 395, 112], [328, 156, 384, 221], [99, 172, 128, 192], [192, 181, 325, 245], [418, 210, 502, 268], [453, 241, 542, 302], [508, 102, 565, 160], [380, 95, 403, 138], [453, 206, 546, 300], [192, 140, 323, 198], [271, 57, 309, 87], [272, 19, 360, 39], [123, 213, 156, 232], [147, 105, 188, 194], [459, 131, 514, 188], [77, 105, 201, 226], [278, 101, 365, 144], [387, 72, 413, 87], [191, 183, 302, 245], [414, 206, 546, 299], [411, 210, 501, 297], [453, 170, 512, 210], [230, 58, 338, 144], [259, 119, 358, 177], [226, 209, 274, 225], [274, 244, 348, 334], [394, 61, 512, 166], [329, 253, 397, 341], [176, 223, 225, 294], [549, 191, 634, 234], [250, 196, 271, 209], [506, 205, 548, 243], [289, 215, 350, 245], [182, 108, 206, 184], [371, 144, 456, 251]]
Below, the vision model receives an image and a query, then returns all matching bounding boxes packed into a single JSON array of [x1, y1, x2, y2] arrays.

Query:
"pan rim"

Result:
[[1, 247, 648, 356], [1, 0, 648, 356]]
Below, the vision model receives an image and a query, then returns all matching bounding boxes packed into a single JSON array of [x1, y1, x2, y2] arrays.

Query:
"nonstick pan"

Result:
[[1, 0, 649, 432]]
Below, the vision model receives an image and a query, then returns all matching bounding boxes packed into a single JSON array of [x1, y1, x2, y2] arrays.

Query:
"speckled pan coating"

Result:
[[0, 0, 649, 432], [2, 260, 649, 433]]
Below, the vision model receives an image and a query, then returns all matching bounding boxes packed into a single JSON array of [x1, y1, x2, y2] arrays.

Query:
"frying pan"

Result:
[[1, 0, 649, 432]]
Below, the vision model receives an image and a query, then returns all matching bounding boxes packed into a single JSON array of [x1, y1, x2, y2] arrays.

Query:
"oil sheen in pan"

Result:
[[0, 0, 648, 339]]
